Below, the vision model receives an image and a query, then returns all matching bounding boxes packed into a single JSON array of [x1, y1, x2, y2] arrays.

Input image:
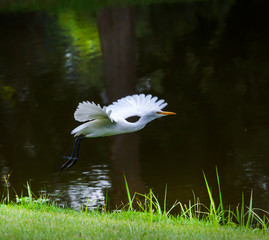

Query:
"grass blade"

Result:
[[245, 190, 253, 229], [216, 167, 225, 224], [164, 183, 167, 215], [203, 171, 217, 223], [123, 173, 133, 211]]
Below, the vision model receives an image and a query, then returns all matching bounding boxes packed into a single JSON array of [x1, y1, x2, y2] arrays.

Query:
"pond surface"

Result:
[[1, 0, 269, 211]]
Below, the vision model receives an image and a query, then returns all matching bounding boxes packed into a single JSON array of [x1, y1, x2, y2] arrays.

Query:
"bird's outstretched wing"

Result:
[[74, 101, 112, 122], [106, 94, 167, 121]]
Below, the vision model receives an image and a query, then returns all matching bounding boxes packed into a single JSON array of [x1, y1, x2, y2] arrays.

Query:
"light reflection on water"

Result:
[[45, 165, 111, 210]]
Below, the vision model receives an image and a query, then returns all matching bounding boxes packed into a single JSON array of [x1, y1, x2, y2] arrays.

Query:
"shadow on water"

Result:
[[1, 0, 269, 211]]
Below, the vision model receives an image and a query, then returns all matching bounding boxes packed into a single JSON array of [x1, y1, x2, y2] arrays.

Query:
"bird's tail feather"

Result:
[[71, 121, 92, 136]]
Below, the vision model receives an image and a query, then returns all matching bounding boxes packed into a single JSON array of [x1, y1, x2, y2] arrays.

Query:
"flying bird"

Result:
[[61, 94, 176, 170]]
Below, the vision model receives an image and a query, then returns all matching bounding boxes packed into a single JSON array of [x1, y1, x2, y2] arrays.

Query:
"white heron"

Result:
[[61, 94, 176, 170]]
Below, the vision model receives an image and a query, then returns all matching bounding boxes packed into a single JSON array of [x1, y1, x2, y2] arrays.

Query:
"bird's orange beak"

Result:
[[157, 111, 176, 116]]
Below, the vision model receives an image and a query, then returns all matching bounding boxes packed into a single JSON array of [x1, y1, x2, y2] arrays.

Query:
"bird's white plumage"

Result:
[[74, 101, 112, 122], [106, 94, 167, 122], [73, 94, 167, 123], [71, 94, 171, 137]]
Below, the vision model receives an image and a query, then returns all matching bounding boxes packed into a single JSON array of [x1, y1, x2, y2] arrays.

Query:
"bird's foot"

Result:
[[61, 156, 78, 171]]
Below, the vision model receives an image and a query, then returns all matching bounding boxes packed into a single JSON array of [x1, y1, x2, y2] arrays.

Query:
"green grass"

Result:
[[0, 203, 268, 240], [0, 169, 269, 239]]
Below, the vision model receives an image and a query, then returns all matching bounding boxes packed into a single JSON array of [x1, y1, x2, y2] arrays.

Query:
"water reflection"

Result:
[[0, 1, 269, 212], [98, 7, 136, 101], [47, 165, 111, 210]]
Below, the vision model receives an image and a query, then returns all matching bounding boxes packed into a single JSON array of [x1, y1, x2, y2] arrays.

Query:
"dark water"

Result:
[[1, 0, 269, 211]]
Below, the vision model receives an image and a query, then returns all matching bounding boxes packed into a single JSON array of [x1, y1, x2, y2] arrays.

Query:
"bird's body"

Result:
[[61, 94, 175, 170], [71, 118, 143, 138]]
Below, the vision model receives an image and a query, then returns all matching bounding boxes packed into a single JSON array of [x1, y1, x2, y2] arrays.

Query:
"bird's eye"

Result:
[[125, 116, 141, 123]]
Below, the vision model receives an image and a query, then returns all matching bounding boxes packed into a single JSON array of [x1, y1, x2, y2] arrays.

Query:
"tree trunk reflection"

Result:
[[98, 7, 145, 204]]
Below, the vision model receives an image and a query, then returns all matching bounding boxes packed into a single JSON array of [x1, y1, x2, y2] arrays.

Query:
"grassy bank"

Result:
[[0, 203, 268, 240], [1, 170, 269, 239]]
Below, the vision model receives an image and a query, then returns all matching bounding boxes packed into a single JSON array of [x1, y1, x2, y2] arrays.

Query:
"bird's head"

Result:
[[138, 110, 176, 124], [124, 110, 176, 127]]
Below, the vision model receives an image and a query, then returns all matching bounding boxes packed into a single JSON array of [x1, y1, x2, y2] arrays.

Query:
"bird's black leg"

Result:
[[61, 136, 85, 171]]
